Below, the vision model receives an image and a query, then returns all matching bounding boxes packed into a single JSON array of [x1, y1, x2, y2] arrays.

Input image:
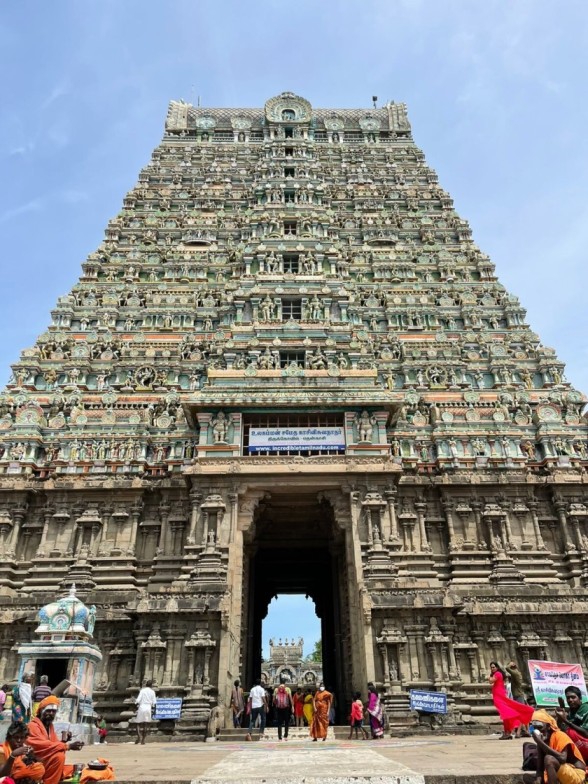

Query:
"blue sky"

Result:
[[1, 1, 587, 648], [263, 595, 319, 660]]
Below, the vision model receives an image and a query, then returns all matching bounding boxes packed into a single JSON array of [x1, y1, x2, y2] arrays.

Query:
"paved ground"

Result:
[[68, 733, 527, 783]]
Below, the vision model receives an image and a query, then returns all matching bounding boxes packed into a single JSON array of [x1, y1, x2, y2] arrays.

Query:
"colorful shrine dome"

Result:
[[35, 584, 96, 638]]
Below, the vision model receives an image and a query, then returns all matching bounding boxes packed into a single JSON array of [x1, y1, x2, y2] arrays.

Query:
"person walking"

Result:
[[310, 683, 332, 742], [273, 680, 293, 741], [12, 673, 33, 725], [135, 680, 157, 745], [348, 692, 369, 740], [303, 689, 314, 727], [366, 682, 385, 739], [230, 679, 245, 728], [32, 676, 52, 718], [245, 679, 267, 741], [506, 661, 530, 738], [293, 688, 304, 727], [488, 661, 520, 739]]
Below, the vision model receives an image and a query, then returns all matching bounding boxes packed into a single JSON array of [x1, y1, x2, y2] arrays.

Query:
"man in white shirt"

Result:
[[135, 680, 157, 744], [246, 678, 267, 740]]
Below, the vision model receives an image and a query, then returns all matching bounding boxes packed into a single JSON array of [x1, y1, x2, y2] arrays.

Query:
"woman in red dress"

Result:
[[489, 661, 521, 739], [293, 688, 304, 727]]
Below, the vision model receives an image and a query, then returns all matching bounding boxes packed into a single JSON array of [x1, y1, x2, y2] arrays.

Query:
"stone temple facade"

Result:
[[262, 638, 322, 688], [0, 91, 587, 734]]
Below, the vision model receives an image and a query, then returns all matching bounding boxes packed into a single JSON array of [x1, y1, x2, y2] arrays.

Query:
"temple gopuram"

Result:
[[0, 92, 587, 735]]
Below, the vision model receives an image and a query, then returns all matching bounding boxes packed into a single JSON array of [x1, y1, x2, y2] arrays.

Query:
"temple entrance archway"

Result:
[[242, 489, 353, 719]]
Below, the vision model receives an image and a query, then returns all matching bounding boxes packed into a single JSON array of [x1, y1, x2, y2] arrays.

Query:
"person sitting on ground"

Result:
[[27, 696, 84, 784], [524, 709, 586, 784], [348, 692, 369, 741], [135, 680, 157, 745], [0, 721, 45, 784], [555, 687, 588, 762], [31, 677, 52, 719]]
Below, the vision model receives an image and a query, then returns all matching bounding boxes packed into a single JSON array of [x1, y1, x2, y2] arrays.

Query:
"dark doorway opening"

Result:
[[244, 490, 349, 722], [35, 658, 68, 689]]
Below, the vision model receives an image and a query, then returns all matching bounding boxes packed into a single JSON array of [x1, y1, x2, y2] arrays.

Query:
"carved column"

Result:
[[384, 487, 400, 546], [6, 506, 26, 557], [127, 501, 143, 555], [553, 494, 575, 553], [157, 500, 171, 554], [441, 498, 456, 549], [187, 489, 203, 545], [527, 499, 546, 550], [470, 500, 485, 549], [132, 630, 149, 686], [413, 500, 431, 552]]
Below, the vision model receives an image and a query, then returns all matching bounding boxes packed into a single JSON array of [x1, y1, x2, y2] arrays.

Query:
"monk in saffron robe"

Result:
[[310, 684, 332, 741], [27, 696, 83, 784], [0, 722, 45, 784]]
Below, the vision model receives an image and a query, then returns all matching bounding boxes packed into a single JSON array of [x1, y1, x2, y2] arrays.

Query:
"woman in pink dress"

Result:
[[489, 661, 521, 739]]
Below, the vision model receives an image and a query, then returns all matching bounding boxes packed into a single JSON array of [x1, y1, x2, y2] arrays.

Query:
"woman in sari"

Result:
[[489, 661, 520, 739], [11, 674, 33, 726], [367, 682, 385, 739], [310, 684, 332, 741], [303, 690, 314, 727]]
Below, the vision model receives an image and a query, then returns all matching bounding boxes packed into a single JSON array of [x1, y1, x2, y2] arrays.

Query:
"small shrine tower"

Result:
[[17, 585, 102, 723]]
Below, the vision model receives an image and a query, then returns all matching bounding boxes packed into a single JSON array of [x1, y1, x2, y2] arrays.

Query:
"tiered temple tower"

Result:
[[0, 92, 587, 734]]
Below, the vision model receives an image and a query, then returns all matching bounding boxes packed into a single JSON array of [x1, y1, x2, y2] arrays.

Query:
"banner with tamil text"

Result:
[[527, 660, 588, 707], [248, 427, 345, 452]]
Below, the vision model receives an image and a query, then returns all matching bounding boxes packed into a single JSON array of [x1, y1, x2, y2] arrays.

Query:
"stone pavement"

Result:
[[68, 733, 527, 784]]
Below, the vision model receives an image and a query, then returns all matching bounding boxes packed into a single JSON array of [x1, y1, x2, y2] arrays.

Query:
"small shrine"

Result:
[[17, 584, 102, 726]]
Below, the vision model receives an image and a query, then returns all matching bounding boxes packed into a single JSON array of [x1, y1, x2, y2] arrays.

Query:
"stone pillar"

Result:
[[157, 501, 171, 554], [414, 500, 431, 552], [441, 498, 456, 549], [187, 489, 203, 545], [553, 495, 575, 553], [385, 487, 399, 545], [471, 500, 485, 549], [127, 501, 143, 554], [132, 630, 148, 686], [6, 507, 26, 557]]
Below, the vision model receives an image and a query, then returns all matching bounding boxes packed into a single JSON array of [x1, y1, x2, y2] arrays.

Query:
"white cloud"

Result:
[[0, 199, 43, 224]]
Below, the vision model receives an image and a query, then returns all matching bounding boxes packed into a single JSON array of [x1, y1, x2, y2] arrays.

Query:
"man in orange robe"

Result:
[[27, 696, 84, 784]]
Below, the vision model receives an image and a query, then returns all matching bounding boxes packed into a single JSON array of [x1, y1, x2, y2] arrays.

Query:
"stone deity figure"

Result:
[[355, 411, 376, 443], [211, 411, 229, 443]]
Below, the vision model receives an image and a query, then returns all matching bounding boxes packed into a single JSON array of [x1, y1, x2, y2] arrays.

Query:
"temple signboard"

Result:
[[248, 427, 345, 453]]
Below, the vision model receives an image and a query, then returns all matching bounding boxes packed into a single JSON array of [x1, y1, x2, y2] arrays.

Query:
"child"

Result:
[[95, 714, 108, 744], [348, 692, 369, 740]]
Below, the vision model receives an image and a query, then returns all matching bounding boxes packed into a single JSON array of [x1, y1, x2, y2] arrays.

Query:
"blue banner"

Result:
[[409, 689, 447, 714], [154, 698, 183, 720]]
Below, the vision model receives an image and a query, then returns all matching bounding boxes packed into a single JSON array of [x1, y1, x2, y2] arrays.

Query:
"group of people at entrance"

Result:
[[231, 679, 386, 741]]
